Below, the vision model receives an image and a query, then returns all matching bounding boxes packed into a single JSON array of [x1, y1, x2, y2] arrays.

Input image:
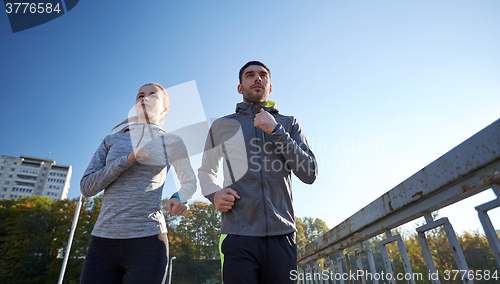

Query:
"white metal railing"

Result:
[[298, 118, 500, 284]]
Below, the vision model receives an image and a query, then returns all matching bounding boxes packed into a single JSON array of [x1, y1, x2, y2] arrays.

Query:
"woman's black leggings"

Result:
[[80, 234, 169, 284]]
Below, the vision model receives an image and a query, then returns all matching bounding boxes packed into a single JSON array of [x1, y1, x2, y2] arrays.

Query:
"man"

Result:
[[199, 61, 317, 284]]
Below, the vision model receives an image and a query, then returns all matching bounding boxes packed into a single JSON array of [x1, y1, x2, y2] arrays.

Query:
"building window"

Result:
[[0, 167, 4, 170], [44, 167, 48, 170], [10, 168, 15, 171], [42, 173, 46, 176], [0, 195, 4, 198], [7, 175, 12, 178], [2, 188, 6, 192], [15, 181, 34, 187], [45, 184, 62, 190], [49, 172, 68, 177], [38, 186, 42, 189], [0, 174, 2, 177], [12, 162, 17, 165], [17, 174, 37, 181], [20, 168, 39, 174], [2, 161, 7, 164], [47, 178, 65, 184], [12, 188, 33, 193], [4, 181, 9, 185]]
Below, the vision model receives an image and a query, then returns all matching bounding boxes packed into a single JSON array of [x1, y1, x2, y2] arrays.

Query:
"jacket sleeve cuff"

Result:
[[205, 192, 216, 204], [121, 154, 134, 167], [271, 123, 281, 134], [269, 124, 287, 143], [170, 192, 186, 204]]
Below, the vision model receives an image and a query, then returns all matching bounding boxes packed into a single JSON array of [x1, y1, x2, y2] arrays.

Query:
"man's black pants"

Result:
[[220, 233, 297, 284]]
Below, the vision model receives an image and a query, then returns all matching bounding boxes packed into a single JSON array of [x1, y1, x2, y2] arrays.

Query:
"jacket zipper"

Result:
[[136, 124, 146, 148], [253, 107, 269, 235]]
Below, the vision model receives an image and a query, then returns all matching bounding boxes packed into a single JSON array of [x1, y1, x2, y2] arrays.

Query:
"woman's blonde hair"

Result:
[[112, 83, 170, 133]]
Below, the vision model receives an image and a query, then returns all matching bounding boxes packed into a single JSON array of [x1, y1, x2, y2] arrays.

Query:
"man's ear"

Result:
[[269, 84, 272, 94], [237, 84, 243, 94]]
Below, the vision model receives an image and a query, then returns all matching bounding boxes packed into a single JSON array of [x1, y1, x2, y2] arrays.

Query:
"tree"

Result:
[[4, 197, 499, 284], [386, 213, 499, 284], [0, 196, 69, 283], [176, 201, 221, 260], [0, 195, 103, 284], [47, 194, 103, 284], [166, 200, 222, 283], [295, 217, 307, 249], [459, 230, 497, 275], [295, 216, 329, 249]]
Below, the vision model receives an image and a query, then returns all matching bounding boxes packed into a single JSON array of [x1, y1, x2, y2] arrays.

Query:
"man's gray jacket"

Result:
[[198, 101, 317, 237]]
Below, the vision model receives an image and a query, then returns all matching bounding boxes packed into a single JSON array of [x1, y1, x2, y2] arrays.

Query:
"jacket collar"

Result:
[[235, 101, 279, 115], [125, 123, 167, 134]]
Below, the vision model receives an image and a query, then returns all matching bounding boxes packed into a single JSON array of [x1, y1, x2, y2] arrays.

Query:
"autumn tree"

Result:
[[164, 200, 222, 283], [0, 195, 103, 284], [0, 197, 74, 283], [295, 216, 329, 249], [177, 201, 221, 260]]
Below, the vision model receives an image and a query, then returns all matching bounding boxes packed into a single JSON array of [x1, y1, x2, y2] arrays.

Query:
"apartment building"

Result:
[[0, 155, 72, 201]]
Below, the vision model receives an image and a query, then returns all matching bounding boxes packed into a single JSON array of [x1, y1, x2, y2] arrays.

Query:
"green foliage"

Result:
[[0, 195, 101, 284], [3, 198, 498, 284], [378, 216, 499, 284], [295, 216, 329, 249], [177, 201, 221, 260], [168, 201, 222, 283], [301, 213, 499, 284]]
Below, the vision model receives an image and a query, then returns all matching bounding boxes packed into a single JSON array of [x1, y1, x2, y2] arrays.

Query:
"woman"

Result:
[[80, 83, 196, 284]]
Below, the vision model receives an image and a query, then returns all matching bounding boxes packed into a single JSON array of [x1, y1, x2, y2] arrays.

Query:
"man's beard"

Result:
[[242, 85, 269, 104]]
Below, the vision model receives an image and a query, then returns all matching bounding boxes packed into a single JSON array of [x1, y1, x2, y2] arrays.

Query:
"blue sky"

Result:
[[1, 0, 500, 234]]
